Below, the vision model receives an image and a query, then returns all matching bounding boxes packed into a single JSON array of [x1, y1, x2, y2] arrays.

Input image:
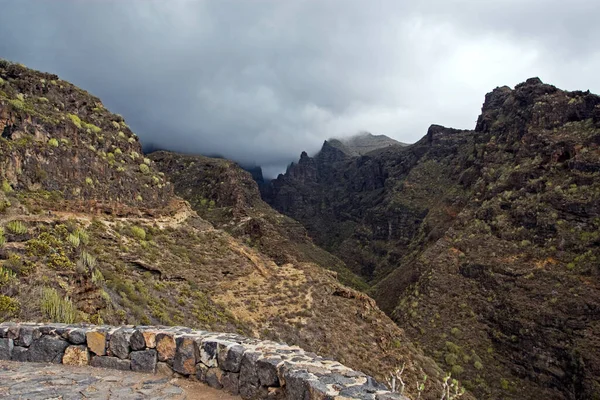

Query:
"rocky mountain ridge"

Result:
[[262, 78, 600, 399]]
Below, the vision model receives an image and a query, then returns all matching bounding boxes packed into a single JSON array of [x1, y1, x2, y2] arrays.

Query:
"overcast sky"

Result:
[[1, 0, 599, 177]]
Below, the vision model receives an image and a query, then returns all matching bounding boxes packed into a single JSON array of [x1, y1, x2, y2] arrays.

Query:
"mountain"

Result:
[[262, 78, 600, 399], [0, 60, 453, 399], [327, 132, 406, 157]]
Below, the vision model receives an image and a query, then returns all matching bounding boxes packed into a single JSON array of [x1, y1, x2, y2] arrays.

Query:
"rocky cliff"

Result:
[[0, 60, 451, 399], [263, 78, 600, 399]]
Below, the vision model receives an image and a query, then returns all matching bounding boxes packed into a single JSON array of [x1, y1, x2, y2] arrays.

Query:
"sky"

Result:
[[1, 0, 599, 177]]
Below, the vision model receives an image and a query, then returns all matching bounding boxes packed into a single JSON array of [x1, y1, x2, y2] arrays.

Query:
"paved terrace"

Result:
[[0, 359, 238, 399]]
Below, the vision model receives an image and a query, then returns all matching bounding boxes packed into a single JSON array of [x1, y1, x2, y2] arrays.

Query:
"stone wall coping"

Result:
[[0, 322, 408, 400]]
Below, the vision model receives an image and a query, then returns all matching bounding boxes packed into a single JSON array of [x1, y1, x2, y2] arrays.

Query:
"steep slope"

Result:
[[0, 61, 450, 399], [328, 132, 406, 156], [148, 151, 367, 290], [263, 78, 600, 399]]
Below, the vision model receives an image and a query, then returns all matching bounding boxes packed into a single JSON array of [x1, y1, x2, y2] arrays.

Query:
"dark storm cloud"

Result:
[[1, 0, 599, 177]]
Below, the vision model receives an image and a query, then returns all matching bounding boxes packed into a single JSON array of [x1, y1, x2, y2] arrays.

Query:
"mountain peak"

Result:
[[326, 131, 406, 157]]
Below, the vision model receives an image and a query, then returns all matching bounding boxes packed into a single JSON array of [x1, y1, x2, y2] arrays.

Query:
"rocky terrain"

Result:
[[0, 61, 451, 399], [263, 78, 600, 399]]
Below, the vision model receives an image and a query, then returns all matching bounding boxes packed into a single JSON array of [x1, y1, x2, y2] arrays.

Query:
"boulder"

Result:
[[131, 349, 157, 373], [173, 336, 196, 375], [86, 331, 107, 356], [108, 328, 131, 359], [63, 345, 90, 366], [90, 355, 131, 371], [28, 336, 69, 363]]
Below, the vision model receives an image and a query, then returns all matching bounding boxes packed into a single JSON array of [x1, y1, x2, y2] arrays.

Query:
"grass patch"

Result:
[[40, 287, 76, 323], [6, 220, 27, 235]]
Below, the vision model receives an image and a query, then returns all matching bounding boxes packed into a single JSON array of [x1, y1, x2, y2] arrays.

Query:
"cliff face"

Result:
[[263, 78, 600, 399], [0, 61, 452, 400]]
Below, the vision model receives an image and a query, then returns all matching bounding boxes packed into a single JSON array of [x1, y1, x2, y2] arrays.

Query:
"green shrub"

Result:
[[474, 361, 483, 370], [0, 228, 4, 246], [83, 122, 101, 134], [0, 267, 16, 287], [113, 122, 121, 130], [48, 138, 59, 147], [445, 353, 458, 366], [451, 365, 464, 376], [74, 229, 89, 245], [0, 295, 19, 320], [91, 269, 104, 284], [143, 157, 151, 165], [6, 221, 27, 235], [68, 113, 82, 129], [129, 226, 146, 240], [41, 287, 76, 323], [0, 77, 4, 85], [0, 200, 11, 213], [1, 181, 12, 193], [85, 177, 93, 185], [8, 99, 26, 111], [81, 250, 97, 269], [67, 233, 80, 248], [139, 164, 150, 174], [128, 137, 135, 144]]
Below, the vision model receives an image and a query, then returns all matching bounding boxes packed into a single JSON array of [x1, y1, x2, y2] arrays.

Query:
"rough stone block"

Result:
[[173, 336, 196, 375], [284, 369, 312, 400], [157, 361, 174, 377], [196, 362, 209, 382], [218, 343, 245, 372], [108, 328, 131, 359], [86, 331, 107, 356], [205, 367, 224, 389], [142, 331, 156, 348], [28, 336, 69, 363], [6, 326, 19, 340], [14, 326, 37, 347], [90, 355, 131, 371], [131, 349, 157, 373], [67, 329, 87, 345], [11, 346, 28, 362], [221, 372, 240, 395], [257, 357, 281, 387], [338, 385, 378, 399], [63, 345, 90, 366], [376, 393, 410, 400], [239, 351, 261, 387], [199, 338, 218, 367], [130, 330, 146, 351], [156, 333, 176, 363], [0, 338, 13, 360]]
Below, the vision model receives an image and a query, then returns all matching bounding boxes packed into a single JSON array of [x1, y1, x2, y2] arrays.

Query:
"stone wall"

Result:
[[0, 322, 406, 400]]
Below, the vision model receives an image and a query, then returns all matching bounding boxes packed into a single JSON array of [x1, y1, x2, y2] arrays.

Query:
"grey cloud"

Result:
[[0, 0, 599, 177]]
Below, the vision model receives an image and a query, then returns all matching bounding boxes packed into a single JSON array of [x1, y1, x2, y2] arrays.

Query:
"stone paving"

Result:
[[0, 360, 239, 400]]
